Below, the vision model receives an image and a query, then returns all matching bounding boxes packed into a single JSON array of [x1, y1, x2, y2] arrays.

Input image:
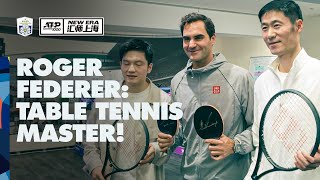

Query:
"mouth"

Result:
[[188, 49, 200, 54], [268, 41, 280, 46], [127, 75, 137, 79]]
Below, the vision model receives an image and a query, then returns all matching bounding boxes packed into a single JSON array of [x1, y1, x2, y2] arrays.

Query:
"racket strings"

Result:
[[263, 93, 317, 168], [112, 120, 147, 170], [273, 100, 306, 152]]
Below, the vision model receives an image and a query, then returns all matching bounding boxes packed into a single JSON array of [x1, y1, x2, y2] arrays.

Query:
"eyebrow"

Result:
[[122, 59, 145, 63], [182, 34, 205, 39], [194, 34, 204, 38], [182, 36, 190, 39], [261, 20, 282, 26]]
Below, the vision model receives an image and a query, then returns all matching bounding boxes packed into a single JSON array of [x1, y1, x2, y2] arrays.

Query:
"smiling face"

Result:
[[261, 11, 302, 58], [182, 20, 216, 69], [121, 50, 152, 92]]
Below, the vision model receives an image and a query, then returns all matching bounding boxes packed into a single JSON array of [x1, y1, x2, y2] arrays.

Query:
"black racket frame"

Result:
[[252, 89, 320, 180], [102, 119, 150, 178]]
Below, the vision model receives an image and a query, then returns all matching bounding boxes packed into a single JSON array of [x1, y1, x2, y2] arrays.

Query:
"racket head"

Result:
[[157, 104, 178, 136], [106, 119, 150, 174], [259, 89, 320, 171], [194, 105, 223, 139]]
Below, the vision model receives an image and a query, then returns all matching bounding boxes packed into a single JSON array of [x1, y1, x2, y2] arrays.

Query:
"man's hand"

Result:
[[204, 134, 235, 160], [140, 144, 155, 165], [295, 146, 320, 171], [91, 166, 104, 180], [157, 132, 174, 152]]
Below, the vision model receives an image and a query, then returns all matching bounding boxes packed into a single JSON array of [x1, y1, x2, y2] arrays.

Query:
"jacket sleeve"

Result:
[[168, 89, 185, 157], [82, 104, 103, 175], [159, 118, 184, 160], [245, 81, 264, 179], [152, 122, 184, 165], [171, 120, 184, 150], [151, 142, 170, 166], [233, 71, 255, 154]]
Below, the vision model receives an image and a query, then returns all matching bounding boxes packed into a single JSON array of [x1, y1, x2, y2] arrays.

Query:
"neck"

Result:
[[127, 80, 150, 93], [278, 45, 301, 73]]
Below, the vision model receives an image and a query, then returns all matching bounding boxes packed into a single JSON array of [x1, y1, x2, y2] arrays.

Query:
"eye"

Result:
[[261, 26, 268, 31], [274, 24, 281, 28], [122, 61, 130, 65], [194, 35, 204, 40], [183, 37, 190, 42], [135, 61, 146, 66]]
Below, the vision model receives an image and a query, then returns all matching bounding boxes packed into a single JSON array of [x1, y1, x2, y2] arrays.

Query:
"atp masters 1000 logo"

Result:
[[39, 17, 104, 36], [17, 17, 33, 37]]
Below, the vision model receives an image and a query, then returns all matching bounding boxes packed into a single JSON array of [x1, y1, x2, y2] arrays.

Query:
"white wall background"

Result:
[[216, 36, 271, 69], [301, 15, 320, 59]]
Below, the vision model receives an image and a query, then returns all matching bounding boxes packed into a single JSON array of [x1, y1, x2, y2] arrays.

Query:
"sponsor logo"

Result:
[[17, 17, 33, 37], [39, 17, 104, 36], [40, 18, 63, 35], [212, 86, 220, 94]]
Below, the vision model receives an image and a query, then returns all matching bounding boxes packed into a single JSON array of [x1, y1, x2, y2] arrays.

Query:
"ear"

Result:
[[296, 19, 303, 33], [147, 63, 153, 73], [210, 34, 216, 46]]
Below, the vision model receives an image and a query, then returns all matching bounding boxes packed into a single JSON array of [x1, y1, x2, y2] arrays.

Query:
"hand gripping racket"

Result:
[[194, 105, 223, 139], [102, 119, 149, 178], [157, 104, 178, 136], [251, 89, 320, 180]]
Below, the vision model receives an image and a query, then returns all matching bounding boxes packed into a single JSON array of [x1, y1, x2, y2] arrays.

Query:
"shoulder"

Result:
[[254, 69, 274, 91], [220, 62, 253, 83], [171, 68, 186, 85], [228, 63, 250, 75], [159, 90, 171, 102], [255, 69, 273, 83], [149, 82, 171, 102], [306, 56, 320, 69]]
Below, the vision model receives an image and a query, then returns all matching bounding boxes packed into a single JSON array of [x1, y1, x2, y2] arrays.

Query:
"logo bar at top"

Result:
[[39, 17, 104, 36]]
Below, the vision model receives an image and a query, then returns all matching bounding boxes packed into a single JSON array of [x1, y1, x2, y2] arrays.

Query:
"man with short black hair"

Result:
[[246, 1, 320, 179], [83, 39, 170, 180]]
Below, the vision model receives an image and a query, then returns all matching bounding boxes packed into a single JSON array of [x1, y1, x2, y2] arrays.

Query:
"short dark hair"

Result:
[[258, 0, 303, 24], [119, 39, 153, 64], [180, 12, 215, 38]]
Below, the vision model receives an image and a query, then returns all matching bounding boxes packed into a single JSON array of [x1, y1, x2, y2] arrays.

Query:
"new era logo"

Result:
[[212, 86, 220, 94]]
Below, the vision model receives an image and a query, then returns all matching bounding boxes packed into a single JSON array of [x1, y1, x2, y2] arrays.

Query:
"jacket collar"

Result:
[[269, 48, 308, 75], [121, 78, 160, 102], [184, 53, 227, 74]]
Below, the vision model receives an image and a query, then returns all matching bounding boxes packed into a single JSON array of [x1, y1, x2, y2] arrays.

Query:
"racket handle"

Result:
[[101, 165, 106, 176]]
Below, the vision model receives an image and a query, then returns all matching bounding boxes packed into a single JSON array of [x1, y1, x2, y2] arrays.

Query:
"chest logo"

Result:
[[212, 86, 220, 94]]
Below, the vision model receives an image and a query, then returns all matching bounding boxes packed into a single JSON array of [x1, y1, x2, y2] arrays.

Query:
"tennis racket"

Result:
[[194, 105, 223, 139], [157, 104, 178, 136], [251, 89, 320, 180], [102, 119, 149, 178]]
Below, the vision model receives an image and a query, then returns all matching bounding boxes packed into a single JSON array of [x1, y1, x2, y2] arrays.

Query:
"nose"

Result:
[[128, 64, 135, 72], [188, 39, 197, 49], [267, 28, 276, 40]]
